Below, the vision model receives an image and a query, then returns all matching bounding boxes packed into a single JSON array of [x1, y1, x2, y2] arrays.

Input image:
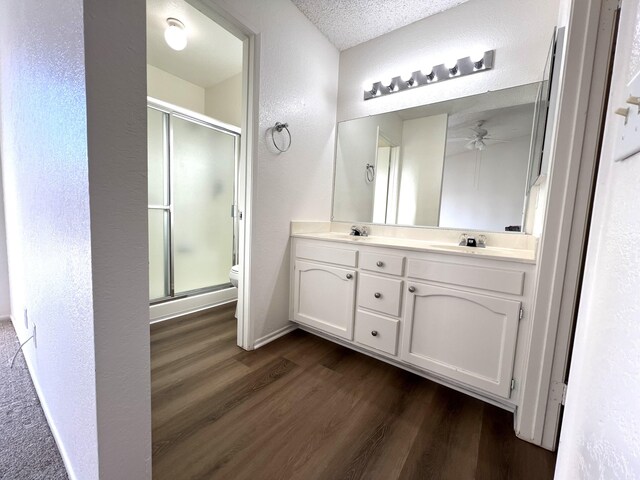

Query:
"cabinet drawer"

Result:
[[358, 274, 403, 317], [355, 310, 400, 355], [406, 259, 525, 296], [296, 242, 357, 267], [360, 251, 405, 276]]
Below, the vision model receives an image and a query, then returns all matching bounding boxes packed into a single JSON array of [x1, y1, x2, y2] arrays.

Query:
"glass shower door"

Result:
[[172, 115, 236, 295], [147, 103, 238, 302]]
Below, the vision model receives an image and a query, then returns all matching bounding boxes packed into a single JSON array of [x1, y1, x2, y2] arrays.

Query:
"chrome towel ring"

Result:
[[365, 163, 375, 183], [272, 122, 292, 152]]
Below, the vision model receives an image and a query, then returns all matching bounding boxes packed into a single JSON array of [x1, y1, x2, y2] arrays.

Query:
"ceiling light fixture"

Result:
[[164, 18, 187, 51], [363, 50, 495, 101]]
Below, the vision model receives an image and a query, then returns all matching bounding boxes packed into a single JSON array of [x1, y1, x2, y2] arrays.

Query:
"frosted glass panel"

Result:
[[172, 116, 235, 294], [148, 108, 166, 206], [149, 209, 168, 299]]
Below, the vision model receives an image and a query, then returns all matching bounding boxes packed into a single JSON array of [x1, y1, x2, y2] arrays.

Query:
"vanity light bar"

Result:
[[363, 50, 495, 101]]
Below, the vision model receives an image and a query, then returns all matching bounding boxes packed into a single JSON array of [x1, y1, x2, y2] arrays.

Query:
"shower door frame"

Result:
[[148, 97, 241, 304]]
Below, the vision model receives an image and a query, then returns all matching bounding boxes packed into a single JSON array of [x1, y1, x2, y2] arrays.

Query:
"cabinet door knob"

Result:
[[374, 292, 381, 298], [376, 261, 384, 267], [346, 273, 353, 279], [408, 286, 416, 293], [371, 330, 378, 337]]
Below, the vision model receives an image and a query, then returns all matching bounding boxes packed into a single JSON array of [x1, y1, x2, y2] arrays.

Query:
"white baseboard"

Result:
[[149, 288, 237, 324], [0, 314, 11, 321], [253, 323, 298, 349], [9, 315, 76, 480]]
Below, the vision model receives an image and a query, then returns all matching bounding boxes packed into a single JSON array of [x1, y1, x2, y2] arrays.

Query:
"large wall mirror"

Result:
[[332, 81, 552, 233]]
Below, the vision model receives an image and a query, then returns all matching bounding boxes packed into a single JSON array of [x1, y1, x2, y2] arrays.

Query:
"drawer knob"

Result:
[[346, 273, 353, 279], [376, 261, 384, 267], [408, 286, 416, 293], [374, 292, 382, 299], [371, 330, 378, 337]]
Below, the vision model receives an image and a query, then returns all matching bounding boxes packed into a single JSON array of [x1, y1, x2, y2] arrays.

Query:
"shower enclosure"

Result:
[[147, 99, 239, 303]]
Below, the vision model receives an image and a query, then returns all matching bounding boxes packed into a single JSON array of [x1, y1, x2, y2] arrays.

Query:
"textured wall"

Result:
[[0, 0, 151, 478], [212, 0, 340, 342], [0, 1, 99, 478], [555, 0, 640, 477], [84, 0, 151, 478], [337, 0, 561, 122]]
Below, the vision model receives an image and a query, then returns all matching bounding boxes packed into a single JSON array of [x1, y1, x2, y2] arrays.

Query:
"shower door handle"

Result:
[[231, 205, 243, 220]]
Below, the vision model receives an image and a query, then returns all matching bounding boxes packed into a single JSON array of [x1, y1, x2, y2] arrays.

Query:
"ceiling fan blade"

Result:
[[448, 137, 475, 141]]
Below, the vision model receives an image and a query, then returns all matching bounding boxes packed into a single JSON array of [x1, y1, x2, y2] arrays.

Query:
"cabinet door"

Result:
[[401, 282, 520, 398], [293, 260, 356, 340]]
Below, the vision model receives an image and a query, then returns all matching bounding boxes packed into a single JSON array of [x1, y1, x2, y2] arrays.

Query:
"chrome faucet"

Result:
[[350, 225, 369, 237], [459, 234, 487, 248]]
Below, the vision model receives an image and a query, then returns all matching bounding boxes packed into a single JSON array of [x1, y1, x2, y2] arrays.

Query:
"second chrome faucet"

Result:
[[350, 225, 369, 237]]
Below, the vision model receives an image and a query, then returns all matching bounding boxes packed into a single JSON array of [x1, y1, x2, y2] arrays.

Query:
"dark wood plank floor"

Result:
[[151, 304, 556, 480]]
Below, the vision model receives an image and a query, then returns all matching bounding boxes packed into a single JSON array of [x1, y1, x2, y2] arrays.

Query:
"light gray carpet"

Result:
[[0, 319, 68, 480]]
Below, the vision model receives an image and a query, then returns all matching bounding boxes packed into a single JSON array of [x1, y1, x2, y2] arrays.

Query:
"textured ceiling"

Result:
[[147, 0, 242, 88], [291, 0, 472, 50]]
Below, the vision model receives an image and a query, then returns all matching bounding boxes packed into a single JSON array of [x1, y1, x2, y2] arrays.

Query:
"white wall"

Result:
[[205, 73, 242, 127], [210, 0, 340, 343], [333, 112, 403, 222], [440, 135, 531, 231], [147, 63, 206, 114], [337, 0, 561, 122], [397, 114, 448, 226], [0, 166, 11, 317], [555, 0, 640, 476], [0, 0, 150, 478], [0, 1, 99, 477], [84, 1, 151, 478]]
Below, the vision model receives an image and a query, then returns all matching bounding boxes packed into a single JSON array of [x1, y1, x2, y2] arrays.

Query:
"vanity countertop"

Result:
[[292, 231, 536, 264]]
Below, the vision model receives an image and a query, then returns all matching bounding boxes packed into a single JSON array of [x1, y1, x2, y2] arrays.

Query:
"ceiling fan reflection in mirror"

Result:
[[449, 121, 510, 151]]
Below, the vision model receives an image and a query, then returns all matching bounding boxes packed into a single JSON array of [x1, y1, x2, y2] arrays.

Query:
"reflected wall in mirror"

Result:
[[332, 82, 551, 233]]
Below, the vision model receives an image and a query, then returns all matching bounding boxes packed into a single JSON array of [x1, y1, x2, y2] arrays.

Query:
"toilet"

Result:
[[229, 264, 240, 317], [229, 264, 239, 288]]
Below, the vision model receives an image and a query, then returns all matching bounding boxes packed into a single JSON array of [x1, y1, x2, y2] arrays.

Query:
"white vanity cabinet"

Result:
[[291, 242, 358, 340], [400, 257, 525, 399], [402, 283, 521, 398], [290, 236, 533, 406]]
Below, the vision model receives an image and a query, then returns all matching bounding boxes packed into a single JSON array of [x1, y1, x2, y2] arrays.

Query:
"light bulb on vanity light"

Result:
[[362, 80, 378, 95], [422, 69, 436, 82], [164, 18, 187, 51], [446, 60, 459, 76], [400, 73, 415, 87], [471, 50, 486, 70], [380, 77, 396, 92]]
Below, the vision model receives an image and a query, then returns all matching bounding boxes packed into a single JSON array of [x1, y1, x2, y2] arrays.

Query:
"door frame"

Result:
[[516, 0, 620, 449], [185, 0, 259, 350]]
